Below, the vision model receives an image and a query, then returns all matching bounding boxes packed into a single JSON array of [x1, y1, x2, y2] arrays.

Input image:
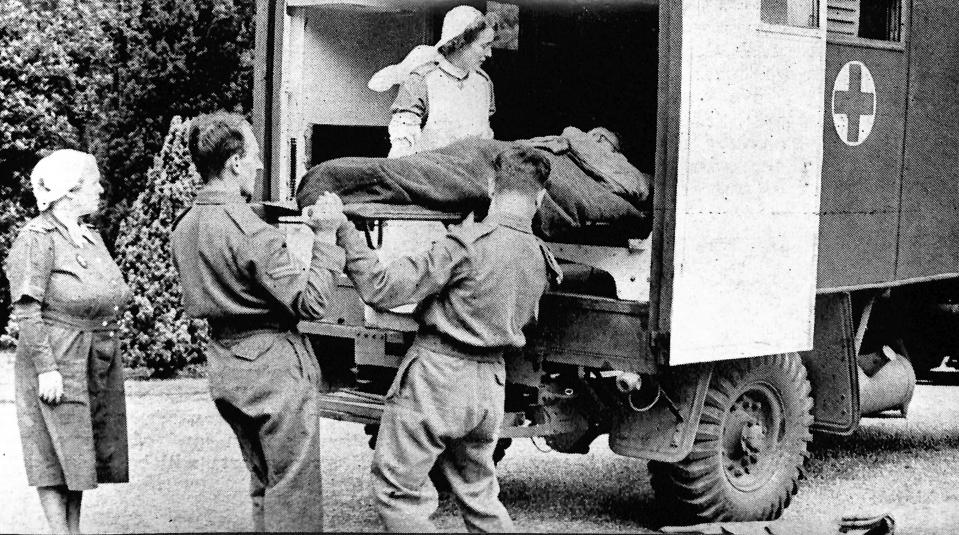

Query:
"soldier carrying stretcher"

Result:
[[312, 145, 562, 532]]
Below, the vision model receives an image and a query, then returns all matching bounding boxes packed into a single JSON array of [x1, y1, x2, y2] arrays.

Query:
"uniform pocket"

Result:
[[385, 352, 419, 400], [227, 333, 278, 361], [493, 367, 506, 386]]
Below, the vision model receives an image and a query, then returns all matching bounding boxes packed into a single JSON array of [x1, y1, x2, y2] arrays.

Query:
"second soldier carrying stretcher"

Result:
[[305, 145, 562, 532]]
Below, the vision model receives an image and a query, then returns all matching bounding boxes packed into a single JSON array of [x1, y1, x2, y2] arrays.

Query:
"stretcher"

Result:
[[280, 202, 651, 308]]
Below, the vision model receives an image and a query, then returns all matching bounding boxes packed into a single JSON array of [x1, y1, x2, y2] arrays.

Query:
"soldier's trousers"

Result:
[[372, 341, 514, 533], [208, 331, 323, 532]]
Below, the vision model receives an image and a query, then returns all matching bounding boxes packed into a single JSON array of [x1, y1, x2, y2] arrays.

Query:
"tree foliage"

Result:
[[115, 117, 208, 377], [0, 0, 112, 175], [96, 0, 254, 241]]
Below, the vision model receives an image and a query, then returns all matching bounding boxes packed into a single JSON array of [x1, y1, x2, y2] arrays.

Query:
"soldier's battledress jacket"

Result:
[[337, 210, 561, 350], [170, 179, 344, 532], [171, 180, 344, 328], [5, 213, 131, 490]]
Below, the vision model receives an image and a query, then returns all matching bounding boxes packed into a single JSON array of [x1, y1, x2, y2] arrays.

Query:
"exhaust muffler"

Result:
[[614, 372, 662, 412], [859, 345, 916, 417]]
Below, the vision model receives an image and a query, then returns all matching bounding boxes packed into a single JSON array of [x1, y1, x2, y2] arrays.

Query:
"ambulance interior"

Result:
[[286, 1, 661, 302]]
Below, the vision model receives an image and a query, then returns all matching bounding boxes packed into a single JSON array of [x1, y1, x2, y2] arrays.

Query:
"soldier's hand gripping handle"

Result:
[[304, 192, 348, 233]]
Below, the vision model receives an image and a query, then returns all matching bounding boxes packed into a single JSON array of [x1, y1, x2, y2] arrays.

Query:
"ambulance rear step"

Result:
[[317, 389, 385, 425], [315, 388, 550, 438]]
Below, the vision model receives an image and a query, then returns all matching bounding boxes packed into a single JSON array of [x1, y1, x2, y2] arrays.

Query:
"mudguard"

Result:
[[609, 363, 712, 462], [801, 292, 860, 435]]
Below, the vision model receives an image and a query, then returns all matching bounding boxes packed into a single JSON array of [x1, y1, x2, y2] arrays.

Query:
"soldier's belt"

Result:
[[209, 315, 295, 341], [414, 330, 505, 363]]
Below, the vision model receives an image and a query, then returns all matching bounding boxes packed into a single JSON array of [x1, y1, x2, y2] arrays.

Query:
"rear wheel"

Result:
[[649, 354, 813, 522]]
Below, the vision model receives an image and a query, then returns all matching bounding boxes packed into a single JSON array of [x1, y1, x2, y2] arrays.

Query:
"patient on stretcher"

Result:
[[296, 126, 653, 244], [520, 126, 650, 208]]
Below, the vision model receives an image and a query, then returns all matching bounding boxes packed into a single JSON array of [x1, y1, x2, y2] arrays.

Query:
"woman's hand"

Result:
[[37, 370, 63, 405]]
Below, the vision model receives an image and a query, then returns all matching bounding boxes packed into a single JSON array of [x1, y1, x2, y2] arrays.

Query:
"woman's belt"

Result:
[[42, 310, 120, 332]]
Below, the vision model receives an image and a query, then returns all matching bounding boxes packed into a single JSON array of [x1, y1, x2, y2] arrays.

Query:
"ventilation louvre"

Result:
[[827, 0, 860, 36]]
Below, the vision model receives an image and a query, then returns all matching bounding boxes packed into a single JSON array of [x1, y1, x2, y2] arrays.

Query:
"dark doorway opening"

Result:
[[484, 2, 659, 174], [310, 125, 390, 166]]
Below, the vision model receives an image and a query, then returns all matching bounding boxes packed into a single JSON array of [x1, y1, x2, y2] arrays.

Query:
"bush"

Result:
[[115, 116, 208, 377]]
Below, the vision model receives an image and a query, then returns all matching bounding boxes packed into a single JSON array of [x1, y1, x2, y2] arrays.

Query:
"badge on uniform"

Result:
[[76, 254, 88, 269]]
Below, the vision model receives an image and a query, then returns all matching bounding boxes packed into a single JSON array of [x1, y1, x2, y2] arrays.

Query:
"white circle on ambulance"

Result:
[[832, 61, 877, 147]]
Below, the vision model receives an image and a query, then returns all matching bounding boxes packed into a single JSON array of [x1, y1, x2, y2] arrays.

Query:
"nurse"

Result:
[[5, 150, 131, 534], [379, 5, 498, 157]]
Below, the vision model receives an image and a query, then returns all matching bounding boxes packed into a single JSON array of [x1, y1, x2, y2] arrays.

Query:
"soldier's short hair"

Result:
[[492, 146, 551, 196], [189, 112, 249, 181]]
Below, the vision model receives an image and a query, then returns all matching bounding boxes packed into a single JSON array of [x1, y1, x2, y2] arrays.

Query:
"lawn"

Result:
[[3, 350, 959, 533]]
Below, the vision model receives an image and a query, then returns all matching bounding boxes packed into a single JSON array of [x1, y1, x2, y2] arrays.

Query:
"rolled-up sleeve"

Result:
[[390, 73, 428, 120], [243, 227, 345, 321], [336, 224, 467, 311]]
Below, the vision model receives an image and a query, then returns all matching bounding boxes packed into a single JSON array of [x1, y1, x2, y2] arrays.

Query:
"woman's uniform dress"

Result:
[[5, 213, 131, 490]]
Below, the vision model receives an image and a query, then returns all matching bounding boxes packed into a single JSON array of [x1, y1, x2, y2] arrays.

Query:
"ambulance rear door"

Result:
[[653, 0, 827, 365]]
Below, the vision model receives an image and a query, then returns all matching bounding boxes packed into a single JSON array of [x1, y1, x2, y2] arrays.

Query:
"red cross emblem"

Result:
[[832, 61, 877, 147]]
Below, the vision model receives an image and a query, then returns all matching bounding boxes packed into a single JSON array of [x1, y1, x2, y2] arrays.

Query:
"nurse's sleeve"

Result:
[[5, 228, 57, 374], [388, 73, 428, 157]]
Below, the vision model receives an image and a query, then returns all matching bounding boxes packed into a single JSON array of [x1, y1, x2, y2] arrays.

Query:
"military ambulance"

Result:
[[252, 0, 959, 522]]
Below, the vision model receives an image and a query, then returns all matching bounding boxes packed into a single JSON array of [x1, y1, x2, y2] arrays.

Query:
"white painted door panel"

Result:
[[669, 0, 826, 365]]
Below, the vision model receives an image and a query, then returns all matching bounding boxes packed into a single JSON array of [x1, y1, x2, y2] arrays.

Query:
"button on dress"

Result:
[[5, 214, 132, 490]]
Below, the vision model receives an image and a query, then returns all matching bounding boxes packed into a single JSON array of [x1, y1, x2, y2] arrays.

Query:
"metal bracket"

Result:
[[649, 330, 670, 365], [360, 220, 385, 249]]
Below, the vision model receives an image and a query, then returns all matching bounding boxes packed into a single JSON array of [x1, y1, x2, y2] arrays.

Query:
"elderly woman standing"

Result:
[[4, 150, 131, 534]]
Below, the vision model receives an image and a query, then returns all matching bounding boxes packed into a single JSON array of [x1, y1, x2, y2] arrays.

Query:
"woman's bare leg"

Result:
[[37, 486, 69, 534], [66, 491, 82, 534]]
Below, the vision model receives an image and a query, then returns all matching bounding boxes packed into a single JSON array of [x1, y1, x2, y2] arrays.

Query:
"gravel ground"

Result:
[[2, 352, 959, 533]]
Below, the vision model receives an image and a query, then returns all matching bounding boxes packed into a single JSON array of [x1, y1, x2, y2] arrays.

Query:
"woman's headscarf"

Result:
[[30, 149, 96, 211]]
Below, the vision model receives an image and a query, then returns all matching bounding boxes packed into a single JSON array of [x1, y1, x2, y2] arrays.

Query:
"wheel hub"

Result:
[[742, 419, 768, 452], [722, 383, 784, 492]]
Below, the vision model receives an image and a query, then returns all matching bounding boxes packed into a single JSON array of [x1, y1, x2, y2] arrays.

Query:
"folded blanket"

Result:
[[296, 138, 651, 240]]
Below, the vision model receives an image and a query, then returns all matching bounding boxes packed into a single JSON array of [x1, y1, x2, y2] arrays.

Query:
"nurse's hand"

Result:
[[37, 370, 63, 405]]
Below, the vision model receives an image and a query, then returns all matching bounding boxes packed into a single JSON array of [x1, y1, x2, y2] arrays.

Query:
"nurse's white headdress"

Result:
[[367, 5, 484, 92], [30, 149, 96, 211]]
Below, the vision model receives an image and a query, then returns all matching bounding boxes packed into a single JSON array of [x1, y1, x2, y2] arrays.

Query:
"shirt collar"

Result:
[[195, 179, 247, 205], [487, 210, 534, 234], [44, 212, 97, 246], [437, 57, 469, 81]]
